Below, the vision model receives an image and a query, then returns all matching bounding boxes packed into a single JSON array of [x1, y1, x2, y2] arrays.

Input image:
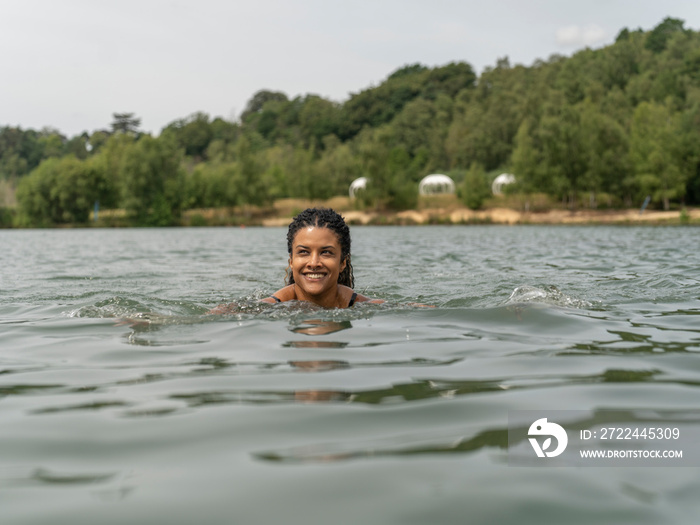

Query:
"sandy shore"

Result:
[[260, 207, 700, 227]]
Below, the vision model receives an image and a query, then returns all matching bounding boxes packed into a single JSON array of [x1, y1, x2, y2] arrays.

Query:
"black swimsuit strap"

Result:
[[271, 295, 281, 303]]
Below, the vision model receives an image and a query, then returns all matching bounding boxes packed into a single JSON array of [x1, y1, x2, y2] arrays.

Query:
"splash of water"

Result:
[[505, 285, 594, 309]]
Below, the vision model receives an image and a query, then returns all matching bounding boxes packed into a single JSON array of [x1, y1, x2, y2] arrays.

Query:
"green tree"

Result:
[[392, 98, 439, 155], [90, 133, 135, 209], [33, 129, 66, 161], [16, 156, 106, 225], [314, 135, 362, 198], [384, 147, 417, 210], [461, 163, 490, 210], [578, 100, 630, 206], [184, 162, 239, 209], [232, 135, 269, 205], [0, 152, 28, 180], [162, 112, 214, 159], [339, 62, 475, 141], [0, 127, 30, 177], [537, 99, 589, 207], [120, 135, 184, 225], [87, 130, 111, 155], [645, 17, 686, 53], [629, 101, 686, 209], [511, 118, 543, 195], [422, 62, 477, 99], [111, 113, 141, 135], [355, 127, 392, 208], [64, 133, 90, 160], [240, 90, 289, 121], [298, 95, 340, 148]]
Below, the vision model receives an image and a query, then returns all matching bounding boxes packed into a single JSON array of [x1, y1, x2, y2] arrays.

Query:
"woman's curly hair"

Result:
[[286, 208, 354, 288]]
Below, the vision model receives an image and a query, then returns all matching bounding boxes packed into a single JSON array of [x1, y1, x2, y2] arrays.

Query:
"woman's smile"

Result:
[[303, 272, 326, 280]]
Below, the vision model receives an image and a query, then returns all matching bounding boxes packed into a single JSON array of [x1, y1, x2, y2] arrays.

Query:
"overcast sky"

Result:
[[2, 0, 700, 137]]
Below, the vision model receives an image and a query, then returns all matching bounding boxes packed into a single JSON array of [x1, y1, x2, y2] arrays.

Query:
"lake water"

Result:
[[1, 225, 699, 524]]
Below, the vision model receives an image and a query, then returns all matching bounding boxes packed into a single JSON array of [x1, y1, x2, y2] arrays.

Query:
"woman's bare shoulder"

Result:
[[343, 286, 383, 305], [260, 284, 296, 304]]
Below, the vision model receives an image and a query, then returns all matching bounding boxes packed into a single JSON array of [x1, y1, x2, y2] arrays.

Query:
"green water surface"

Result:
[[1, 226, 699, 524]]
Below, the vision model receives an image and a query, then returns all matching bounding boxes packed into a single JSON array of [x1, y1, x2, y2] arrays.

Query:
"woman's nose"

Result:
[[308, 252, 321, 266]]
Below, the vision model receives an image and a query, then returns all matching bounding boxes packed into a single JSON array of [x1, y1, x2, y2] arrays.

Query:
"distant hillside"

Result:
[[3, 17, 700, 226]]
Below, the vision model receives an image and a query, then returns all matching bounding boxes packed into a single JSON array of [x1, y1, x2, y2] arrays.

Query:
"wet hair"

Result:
[[286, 208, 354, 288]]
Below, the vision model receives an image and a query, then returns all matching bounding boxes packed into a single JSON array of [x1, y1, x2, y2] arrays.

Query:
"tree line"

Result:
[[2, 17, 700, 226]]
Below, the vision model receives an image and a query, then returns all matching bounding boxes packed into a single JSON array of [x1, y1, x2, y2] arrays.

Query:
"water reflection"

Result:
[[292, 390, 352, 403], [286, 319, 353, 399], [289, 360, 350, 372], [256, 408, 700, 464], [284, 341, 349, 348], [289, 319, 352, 335], [117, 312, 355, 348], [284, 319, 352, 349], [31, 468, 117, 485], [166, 367, 696, 413], [561, 330, 700, 355]]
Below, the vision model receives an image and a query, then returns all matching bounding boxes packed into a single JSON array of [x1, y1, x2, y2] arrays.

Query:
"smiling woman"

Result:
[[261, 208, 382, 309]]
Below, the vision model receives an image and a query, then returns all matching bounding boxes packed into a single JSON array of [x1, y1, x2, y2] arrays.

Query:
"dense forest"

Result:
[[1, 17, 700, 227]]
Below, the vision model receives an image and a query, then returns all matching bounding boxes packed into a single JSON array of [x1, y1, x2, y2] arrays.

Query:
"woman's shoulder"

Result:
[[259, 284, 384, 308], [260, 284, 296, 304], [339, 285, 384, 306]]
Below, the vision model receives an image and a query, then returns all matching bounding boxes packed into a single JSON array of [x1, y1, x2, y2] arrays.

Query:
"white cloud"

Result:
[[556, 24, 607, 47]]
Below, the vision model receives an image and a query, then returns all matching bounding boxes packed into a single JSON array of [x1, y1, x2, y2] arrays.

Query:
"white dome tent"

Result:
[[349, 177, 368, 198], [492, 173, 516, 195], [418, 174, 455, 195]]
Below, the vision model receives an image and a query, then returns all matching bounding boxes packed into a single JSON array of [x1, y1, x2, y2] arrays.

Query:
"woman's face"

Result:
[[290, 226, 346, 299]]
